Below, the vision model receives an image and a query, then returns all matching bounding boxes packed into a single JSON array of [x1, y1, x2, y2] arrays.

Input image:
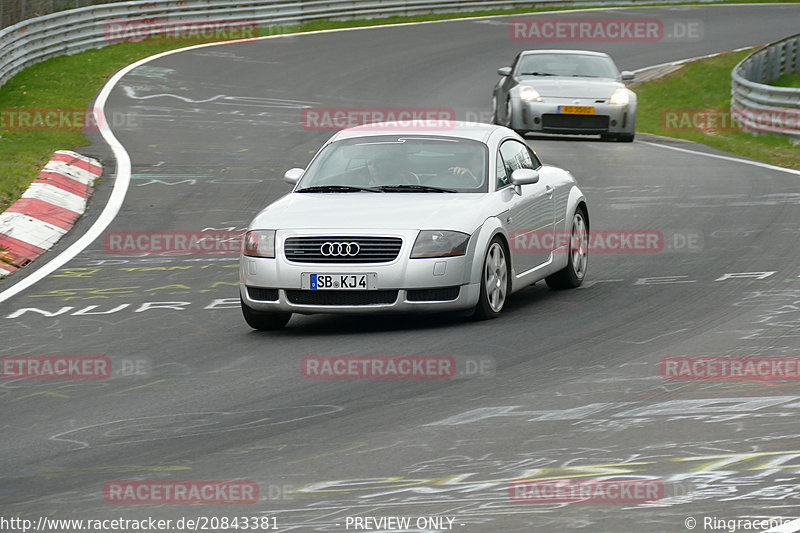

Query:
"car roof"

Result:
[[519, 49, 611, 58], [330, 121, 502, 144]]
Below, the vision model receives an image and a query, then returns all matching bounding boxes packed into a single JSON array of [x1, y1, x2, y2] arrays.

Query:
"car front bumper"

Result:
[[511, 97, 634, 135], [239, 229, 481, 315]]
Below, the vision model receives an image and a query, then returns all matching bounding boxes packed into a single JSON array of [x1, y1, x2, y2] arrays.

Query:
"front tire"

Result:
[[491, 96, 502, 125], [545, 207, 588, 289], [241, 297, 291, 330], [473, 238, 510, 320], [601, 132, 635, 142]]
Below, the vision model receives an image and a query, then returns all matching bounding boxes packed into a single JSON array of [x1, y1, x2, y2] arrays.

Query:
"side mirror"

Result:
[[510, 168, 539, 195], [497, 67, 512, 77], [510, 168, 539, 186], [621, 71, 635, 81], [284, 167, 304, 185]]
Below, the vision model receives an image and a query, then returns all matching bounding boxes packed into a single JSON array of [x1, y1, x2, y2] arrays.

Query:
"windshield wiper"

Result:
[[296, 185, 382, 193], [519, 72, 556, 76], [376, 185, 457, 193]]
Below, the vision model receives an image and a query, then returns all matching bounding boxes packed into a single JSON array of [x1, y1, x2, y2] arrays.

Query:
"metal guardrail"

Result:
[[0, 0, 718, 90], [731, 33, 800, 137], [0, 0, 129, 30]]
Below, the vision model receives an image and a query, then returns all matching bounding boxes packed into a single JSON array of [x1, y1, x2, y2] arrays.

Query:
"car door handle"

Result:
[[545, 185, 554, 196]]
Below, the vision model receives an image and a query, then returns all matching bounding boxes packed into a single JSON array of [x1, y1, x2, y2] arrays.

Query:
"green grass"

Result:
[[635, 49, 800, 170], [1, 2, 800, 214], [772, 71, 800, 88]]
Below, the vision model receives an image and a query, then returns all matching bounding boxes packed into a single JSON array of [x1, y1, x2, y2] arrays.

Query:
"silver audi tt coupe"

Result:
[[239, 122, 588, 330], [492, 49, 637, 142]]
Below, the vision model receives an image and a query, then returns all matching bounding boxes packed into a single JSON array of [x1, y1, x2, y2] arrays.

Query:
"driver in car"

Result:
[[366, 155, 404, 185], [442, 150, 484, 187], [356, 153, 418, 186]]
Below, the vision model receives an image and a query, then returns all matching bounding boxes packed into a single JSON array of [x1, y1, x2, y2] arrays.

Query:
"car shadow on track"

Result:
[[521, 133, 607, 143]]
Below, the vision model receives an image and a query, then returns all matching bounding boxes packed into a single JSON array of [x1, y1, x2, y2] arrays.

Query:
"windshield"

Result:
[[516, 53, 619, 79], [296, 135, 489, 193]]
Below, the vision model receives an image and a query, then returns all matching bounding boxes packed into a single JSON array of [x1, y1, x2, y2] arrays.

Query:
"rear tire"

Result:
[[241, 297, 291, 330], [473, 238, 510, 320], [545, 207, 588, 290]]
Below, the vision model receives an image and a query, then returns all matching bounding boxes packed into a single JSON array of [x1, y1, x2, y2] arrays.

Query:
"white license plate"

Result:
[[302, 273, 377, 290]]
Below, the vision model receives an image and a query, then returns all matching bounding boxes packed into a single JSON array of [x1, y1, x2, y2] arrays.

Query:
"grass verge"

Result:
[[772, 71, 800, 88], [635, 49, 799, 169]]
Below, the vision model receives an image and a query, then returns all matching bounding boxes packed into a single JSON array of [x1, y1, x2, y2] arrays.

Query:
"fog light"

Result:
[[611, 119, 617, 127]]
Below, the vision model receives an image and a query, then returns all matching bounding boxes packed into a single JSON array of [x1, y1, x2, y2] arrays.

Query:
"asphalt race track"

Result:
[[2, 4, 800, 532]]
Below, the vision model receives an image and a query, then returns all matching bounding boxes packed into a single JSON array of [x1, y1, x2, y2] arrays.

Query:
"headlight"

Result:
[[519, 85, 542, 102], [243, 230, 276, 258], [410, 230, 470, 259], [610, 88, 629, 105]]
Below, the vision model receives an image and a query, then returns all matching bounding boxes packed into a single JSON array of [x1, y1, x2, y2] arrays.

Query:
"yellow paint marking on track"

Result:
[[8, 383, 111, 403], [52, 268, 103, 278], [114, 379, 167, 395], [286, 441, 368, 465]]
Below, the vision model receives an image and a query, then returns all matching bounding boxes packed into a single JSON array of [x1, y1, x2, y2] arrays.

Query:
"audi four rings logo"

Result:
[[321, 242, 360, 256]]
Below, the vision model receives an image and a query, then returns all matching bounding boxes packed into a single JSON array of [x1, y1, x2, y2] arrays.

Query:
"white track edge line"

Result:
[[638, 140, 800, 175]]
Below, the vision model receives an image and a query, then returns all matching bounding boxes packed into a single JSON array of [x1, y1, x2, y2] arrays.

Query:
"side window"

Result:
[[499, 140, 536, 178], [498, 140, 542, 189]]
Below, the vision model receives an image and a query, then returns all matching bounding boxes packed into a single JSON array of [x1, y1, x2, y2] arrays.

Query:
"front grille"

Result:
[[542, 113, 609, 133], [407, 286, 460, 302], [247, 287, 279, 301], [285, 290, 398, 306], [284, 236, 402, 263]]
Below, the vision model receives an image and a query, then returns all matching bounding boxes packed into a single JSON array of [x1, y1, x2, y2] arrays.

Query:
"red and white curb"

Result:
[[0, 150, 101, 276]]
